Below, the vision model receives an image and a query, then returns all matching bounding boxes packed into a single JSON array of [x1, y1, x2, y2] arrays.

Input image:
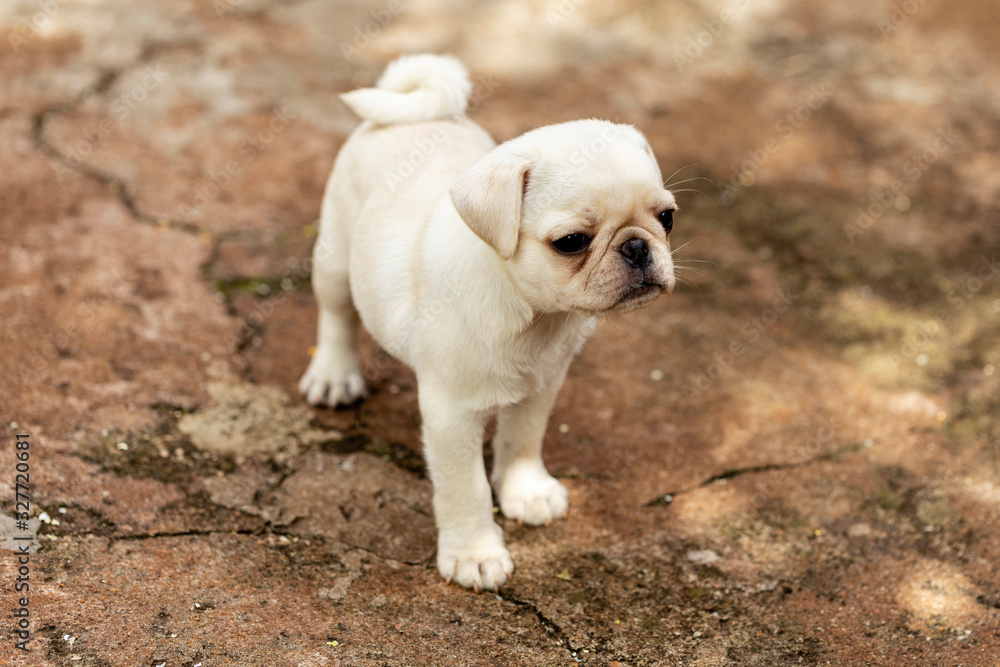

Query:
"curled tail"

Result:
[[339, 54, 472, 125]]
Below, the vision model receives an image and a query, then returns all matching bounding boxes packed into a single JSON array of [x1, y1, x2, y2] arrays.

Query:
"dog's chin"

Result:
[[608, 282, 666, 314]]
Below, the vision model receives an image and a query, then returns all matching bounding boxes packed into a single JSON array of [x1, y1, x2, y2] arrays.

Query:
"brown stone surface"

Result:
[[2, 0, 1000, 665]]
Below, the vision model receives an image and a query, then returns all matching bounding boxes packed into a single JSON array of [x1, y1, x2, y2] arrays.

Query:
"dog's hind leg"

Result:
[[298, 179, 366, 407]]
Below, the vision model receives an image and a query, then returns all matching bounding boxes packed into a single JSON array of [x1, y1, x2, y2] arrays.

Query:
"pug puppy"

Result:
[[299, 54, 676, 591]]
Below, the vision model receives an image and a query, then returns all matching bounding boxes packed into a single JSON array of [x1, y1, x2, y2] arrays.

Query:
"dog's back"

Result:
[[318, 55, 497, 369], [324, 55, 495, 232]]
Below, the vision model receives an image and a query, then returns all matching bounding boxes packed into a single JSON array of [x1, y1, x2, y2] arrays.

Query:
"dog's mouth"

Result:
[[625, 282, 662, 299], [612, 282, 665, 312]]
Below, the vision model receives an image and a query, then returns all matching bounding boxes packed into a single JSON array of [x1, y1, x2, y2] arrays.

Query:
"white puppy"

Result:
[[299, 54, 676, 591]]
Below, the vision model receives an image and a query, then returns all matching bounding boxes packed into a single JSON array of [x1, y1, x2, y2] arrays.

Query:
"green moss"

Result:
[[640, 615, 661, 632], [877, 489, 905, 511], [916, 500, 954, 527], [684, 587, 707, 601]]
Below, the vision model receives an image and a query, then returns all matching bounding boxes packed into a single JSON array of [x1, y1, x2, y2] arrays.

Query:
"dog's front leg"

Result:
[[490, 373, 569, 526], [419, 381, 513, 591]]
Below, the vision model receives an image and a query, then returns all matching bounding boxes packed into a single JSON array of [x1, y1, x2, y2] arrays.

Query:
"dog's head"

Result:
[[450, 120, 676, 315]]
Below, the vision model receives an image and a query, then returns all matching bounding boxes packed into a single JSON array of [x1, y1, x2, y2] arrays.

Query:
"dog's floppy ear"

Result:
[[450, 147, 532, 260]]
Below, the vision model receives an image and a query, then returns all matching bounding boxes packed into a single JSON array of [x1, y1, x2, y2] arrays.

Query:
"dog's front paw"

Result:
[[437, 527, 513, 592], [496, 464, 568, 526], [298, 348, 366, 407]]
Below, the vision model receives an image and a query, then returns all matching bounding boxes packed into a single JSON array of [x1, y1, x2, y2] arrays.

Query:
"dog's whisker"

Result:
[[674, 258, 708, 268], [674, 275, 703, 296], [675, 274, 699, 285], [662, 163, 699, 188], [675, 269, 709, 281], [669, 237, 701, 255], [663, 175, 714, 189], [670, 239, 695, 254], [673, 266, 714, 275], [675, 267, 708, 280], [674, 261, 709, 271]]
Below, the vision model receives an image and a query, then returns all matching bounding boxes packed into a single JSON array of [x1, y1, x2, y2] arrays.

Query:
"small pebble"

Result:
[[686, 549, 720, 565]]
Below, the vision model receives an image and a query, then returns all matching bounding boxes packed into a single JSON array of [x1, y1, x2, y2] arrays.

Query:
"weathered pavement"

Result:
[[1, 0, 999, 665]]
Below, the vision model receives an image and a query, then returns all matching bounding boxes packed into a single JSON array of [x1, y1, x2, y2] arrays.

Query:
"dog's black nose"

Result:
[[620, 238, 650, 269]]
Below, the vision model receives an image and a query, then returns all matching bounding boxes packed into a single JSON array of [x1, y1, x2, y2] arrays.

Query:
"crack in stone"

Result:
[[502, 590, 585, 662], [114, 528, 260, 541], [28, 41, 352, 424], [29, 41, 293, 314], [647, 444, 861, 506], [27, 35, 343, 414], [32, 41, 204, 235], [977, 594, 1000, 610]]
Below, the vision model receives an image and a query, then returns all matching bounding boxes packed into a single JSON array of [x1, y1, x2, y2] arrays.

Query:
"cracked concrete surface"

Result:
[[2, 0, 1000, 665]]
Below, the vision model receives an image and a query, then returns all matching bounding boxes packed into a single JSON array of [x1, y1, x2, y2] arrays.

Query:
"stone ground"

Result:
[[2, 0, 1000, 665]]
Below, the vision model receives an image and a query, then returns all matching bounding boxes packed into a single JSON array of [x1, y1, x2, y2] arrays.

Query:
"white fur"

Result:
[[300, 54, 676, 591]]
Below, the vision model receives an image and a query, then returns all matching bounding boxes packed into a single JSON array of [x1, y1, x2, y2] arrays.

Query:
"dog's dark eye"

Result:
[[658, 209, 675, 233], [551, 233, 592, 254]]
